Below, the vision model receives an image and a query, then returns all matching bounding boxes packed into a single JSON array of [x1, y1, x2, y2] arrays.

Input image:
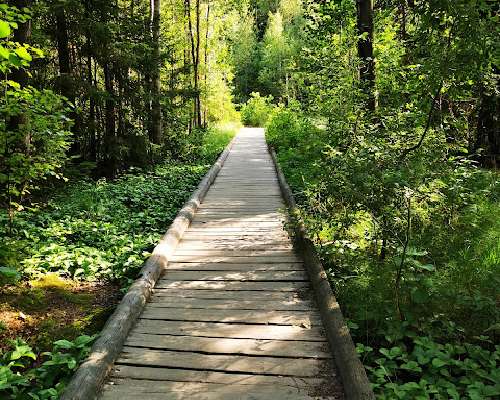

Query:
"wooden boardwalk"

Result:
[[100, 128, 343, 399]]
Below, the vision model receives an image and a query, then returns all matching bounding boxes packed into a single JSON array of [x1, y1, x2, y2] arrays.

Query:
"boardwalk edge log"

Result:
[[61, 139, 235, 400], [268, 145, 375, 400]]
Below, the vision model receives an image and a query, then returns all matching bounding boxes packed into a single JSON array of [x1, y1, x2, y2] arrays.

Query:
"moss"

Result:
[[30, 273, 74, 291]]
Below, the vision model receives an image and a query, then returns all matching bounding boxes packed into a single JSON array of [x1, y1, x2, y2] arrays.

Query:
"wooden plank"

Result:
[[171, 249, 298, 257], [164, 262, 302, 271], [175, 242, 294, 251], [110, 366, 327, 388], [162, 270, 307, 281], [181, 231, 290, 238], [116, 347, 329, 377], [151, 289, 313, 301], [148, 297, 314, 311], [125, 333, 331, 358], [168, 255, 301, 263], [131, 320, 325, 341], [140, 308, 321, 325], [154, 280, 308, 291], [190, 221, 284, 228], [194, 215, 284, 221], [185, 226, 286, 232], [100, 380, 337, 400]]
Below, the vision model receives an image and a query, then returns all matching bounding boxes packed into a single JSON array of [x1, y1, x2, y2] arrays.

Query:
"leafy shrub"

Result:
[[0, 335, 95, 399], [357, 336, 500, 399], [267, 103, 500, 399], [241, 92, 274, 127], [0, 87, 73, 204]]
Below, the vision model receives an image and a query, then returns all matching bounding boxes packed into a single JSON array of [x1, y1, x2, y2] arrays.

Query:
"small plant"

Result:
[[0, 335, 95, 399]]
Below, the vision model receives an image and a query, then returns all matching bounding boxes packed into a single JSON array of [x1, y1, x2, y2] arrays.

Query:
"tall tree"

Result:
[[7, 0, 32, 152], [150, 0, 162, 144], [356, 0, 375, 111], [186, 0, 202, 128]]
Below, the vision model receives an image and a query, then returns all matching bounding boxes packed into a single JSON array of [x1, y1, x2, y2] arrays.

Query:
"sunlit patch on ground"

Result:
[[0, 273, 121, 352]]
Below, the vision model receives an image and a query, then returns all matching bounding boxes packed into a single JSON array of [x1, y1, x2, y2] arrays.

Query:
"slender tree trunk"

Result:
[[8, 0, 30, 89], [54, 3, 82, 156], [88, 52, 97, 161], [476, 66, 499, 168], [356, 0, 375, 111], [102, 62, 117, 177], [203, 0, 210, 127], [55, 6, 72, 99], [186, 0, 201, 129], [150, 0, 162, 144], [194, 0, 201, 128]]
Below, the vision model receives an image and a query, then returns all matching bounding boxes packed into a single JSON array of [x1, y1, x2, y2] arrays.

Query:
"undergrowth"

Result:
[[266, 106, 500, 399], [0, 126, 236, 399]]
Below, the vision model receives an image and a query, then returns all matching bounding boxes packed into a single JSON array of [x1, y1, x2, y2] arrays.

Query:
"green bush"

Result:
[[267, 103, 500, 399], [241, 92, 274, 127]]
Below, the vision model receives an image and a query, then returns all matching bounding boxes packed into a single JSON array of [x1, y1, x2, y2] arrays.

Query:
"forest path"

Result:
[[99, 128, 343, 399]]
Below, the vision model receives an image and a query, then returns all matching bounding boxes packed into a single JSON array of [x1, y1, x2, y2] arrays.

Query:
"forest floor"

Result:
[[0, 274, 121, 353]]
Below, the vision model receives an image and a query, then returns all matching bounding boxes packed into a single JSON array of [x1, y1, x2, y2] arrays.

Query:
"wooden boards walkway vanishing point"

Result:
[[100, 128, 344, 399]]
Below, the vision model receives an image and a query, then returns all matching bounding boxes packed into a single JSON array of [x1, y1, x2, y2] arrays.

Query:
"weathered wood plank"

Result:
[[116, 348, 330, 377], [125, 333, 330, 358], [110, 366, 327, 388], [176, 242, 294, 250], [164, 262, 302, 271], [140, 307, 321, 325], [148, 297, 314, 311], [171, 249, 298, 257], [100, 379, 337, 400], [154, 280, 308, 291], [162, 270, 307, 281], [168, 256, 301, 264], [151, 289, 313, 301], [131, 320, 325, 341]]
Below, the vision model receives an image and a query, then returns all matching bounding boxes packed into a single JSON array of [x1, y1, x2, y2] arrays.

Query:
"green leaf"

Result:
[[417, 263, 435, 272], [0, 45, 9, 59], [432, 358, 447, 368], [15, 47, 32, 61], [53, 339, 74, 349], [0, 20, 11, 38]]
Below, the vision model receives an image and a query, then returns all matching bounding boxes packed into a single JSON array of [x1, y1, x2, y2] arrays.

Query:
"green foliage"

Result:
[[240, 92, 274, 127], [0, 335, 95, 399], [357, 337, 500, 399], [0, 87, 73, 205], [0, 163, 206, 283], [0, 4, 41, 75], [267, 104, 500, 397], [0, 128, 234, 284]]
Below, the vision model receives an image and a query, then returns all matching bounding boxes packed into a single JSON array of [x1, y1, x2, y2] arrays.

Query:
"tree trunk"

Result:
[[150, 0, 162, 144], [194, 0, 201, 128], [186, 0, 201, 129], [7, 0, 31, 151], [476, 66, 499, 168], [102, 62, 117, 177], [8, 0, 31, 88], [54, 3, 82, 156], [203, 0, 210, 127], [55, 7, 71, 96], [356, 0, 375, 111]]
